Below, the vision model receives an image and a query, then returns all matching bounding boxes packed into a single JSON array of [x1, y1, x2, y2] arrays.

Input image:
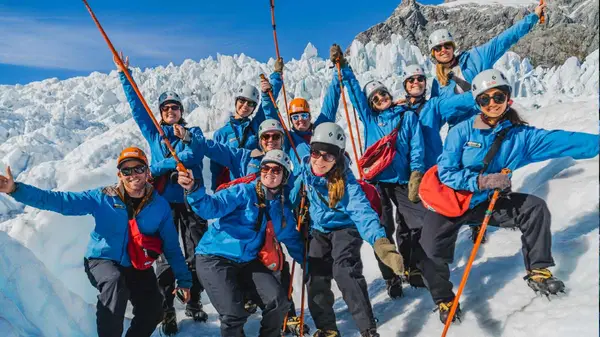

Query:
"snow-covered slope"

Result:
[[0, 37, 598, 336]]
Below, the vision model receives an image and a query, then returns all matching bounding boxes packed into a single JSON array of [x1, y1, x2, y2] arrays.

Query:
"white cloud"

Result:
[[0, 14, 215, 71]]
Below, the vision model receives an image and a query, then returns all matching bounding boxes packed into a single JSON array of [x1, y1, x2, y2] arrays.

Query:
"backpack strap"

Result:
[[230, 120, 254, 148], [449, 71, 472, 93], [479, 125, 513, 174]]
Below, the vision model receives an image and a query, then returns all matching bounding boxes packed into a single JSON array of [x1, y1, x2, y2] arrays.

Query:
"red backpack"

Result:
[[216, 173, 258, 192]]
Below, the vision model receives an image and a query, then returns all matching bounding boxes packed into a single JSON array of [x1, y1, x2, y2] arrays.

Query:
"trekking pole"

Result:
[[335, 60, 364, 179], [347, 84, 364, 156], [81, 0, 186, 172], [259, 74, 300, 161], [539, 0, 546, 24], [441, 168, 511, 337], [268, 0, 291, 117], [298, 205, 310, 337]]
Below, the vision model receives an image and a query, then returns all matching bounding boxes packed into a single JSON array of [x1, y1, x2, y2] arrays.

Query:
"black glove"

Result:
[[330, 44, 346, 66]]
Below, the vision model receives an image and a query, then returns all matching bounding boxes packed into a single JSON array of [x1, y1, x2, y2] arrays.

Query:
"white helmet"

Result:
[[158, 91, 183, 110], [235, 84, 260, 105], [471, 69, 512, 98], [258, 119, 284, 139], [311, 122, 346, 153], [401, 64, 427, 85], [261, 149, 293, 179], [363, 80, 389, 102], [428, 29, 455, 52]]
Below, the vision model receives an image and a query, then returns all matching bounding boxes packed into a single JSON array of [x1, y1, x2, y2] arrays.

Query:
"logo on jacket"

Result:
[[466, 141, 482, 148]]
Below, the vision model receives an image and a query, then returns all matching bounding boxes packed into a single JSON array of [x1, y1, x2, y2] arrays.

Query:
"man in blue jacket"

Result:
[[0, 147, 192, 337]]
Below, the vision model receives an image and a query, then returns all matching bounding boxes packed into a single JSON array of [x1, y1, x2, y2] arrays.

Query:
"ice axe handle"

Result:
[[540, 0, 546, 24]]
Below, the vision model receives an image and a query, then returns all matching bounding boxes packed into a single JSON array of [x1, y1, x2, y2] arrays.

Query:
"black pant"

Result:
[[307, 227, 375, 332], [419, 193, 553, 303], [377, 183, 426, 276], [246, 259, 297, 317], [156, 203, 207, 311], [196, 255, 290, 337], [84, 258, 164, 337]]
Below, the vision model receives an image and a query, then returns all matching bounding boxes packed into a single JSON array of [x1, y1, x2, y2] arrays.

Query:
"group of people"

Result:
[[1, 2, 598, 337]]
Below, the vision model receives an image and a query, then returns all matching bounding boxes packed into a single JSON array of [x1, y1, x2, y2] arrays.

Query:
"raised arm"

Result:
[[340, 65, 374, 125], [524, 127, 600, 164], [429, 92, 477, 125], [9, 183, 100, 216], [314, 68, 341, 126], [119, 71, 160, 142], [190, 133, 249, 179], [186, 185, 247, 220]]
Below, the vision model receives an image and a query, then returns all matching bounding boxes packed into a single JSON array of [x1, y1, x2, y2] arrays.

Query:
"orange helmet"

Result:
[[289, 97, 310, 114], [117, 147, 148, 168]]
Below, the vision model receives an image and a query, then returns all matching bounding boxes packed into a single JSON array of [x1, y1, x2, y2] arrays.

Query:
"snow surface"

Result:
[[0, 32, 598, 336]]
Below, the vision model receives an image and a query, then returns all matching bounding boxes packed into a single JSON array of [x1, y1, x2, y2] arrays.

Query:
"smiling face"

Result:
[[370, 90, 392, 111], [309, 150, 337, 176], [290, 112, 311, 132], [432, 42, 455, 64], [260, 163, 284, 189], [477, 88, 509, 119], [117, 160, 149, 195], [235, 98, 257, 118], [405, 76, 426, 97], [260, 131, 283, 151], [160, 103, 182, 125]]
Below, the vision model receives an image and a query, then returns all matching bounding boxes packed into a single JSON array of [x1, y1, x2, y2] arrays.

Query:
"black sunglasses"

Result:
[[260, 165, 283, 175], [161, 104, 181, 112], [406, 76, 426, 84], [370, 90, 389, 105], [261, 133, 282, 141], [476, 92, 508, 107], [310, 149, 336, 163], [432, 42, 455, 53], [120, 165, 147, 176], [237, 98, 258, 108]]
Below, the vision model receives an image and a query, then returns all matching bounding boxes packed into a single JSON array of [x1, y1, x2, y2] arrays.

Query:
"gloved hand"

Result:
[[408, 171, 423, 203], [330, 44, 347, 66], [478, 173, 511, 191], [274, 57, 284, 73], [374, 238, 404, 276], [173, 124, 191, 143]]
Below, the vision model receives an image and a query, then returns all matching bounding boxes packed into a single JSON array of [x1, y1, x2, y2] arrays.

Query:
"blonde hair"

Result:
[[327, 165, 345, 208], [435, 62, 452, 87]]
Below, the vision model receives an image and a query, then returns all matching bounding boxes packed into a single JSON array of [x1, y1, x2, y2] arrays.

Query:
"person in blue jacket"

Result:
[[419, 69, 600, 324], [340, 53, 425, 298], [264, 45, 343, 174], [177, 150, 304, 337], [115, 55, 207, 334], [210, 59, 284, 191], [293, 122, 404, 337], [428, 2, 547, 100], [0, 147, 192, 337]]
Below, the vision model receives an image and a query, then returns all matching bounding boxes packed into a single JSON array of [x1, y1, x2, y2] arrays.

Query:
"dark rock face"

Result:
[[354, 0, 599, 67]]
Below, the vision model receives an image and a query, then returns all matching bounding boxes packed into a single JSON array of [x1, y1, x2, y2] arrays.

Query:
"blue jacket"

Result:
[[119, 72, 204, 204], [415, 93, 478, 169], [210, 72, 283, 191], [431, 13, 539, 99], [292, 157, 386, 246], [263, 67, 341, 175], [194, 136, 263, 179], [342, 65, 425, 183], [187, 182, 304, 263], [9, 182, 192, 288], [439, 115, 600, 208]]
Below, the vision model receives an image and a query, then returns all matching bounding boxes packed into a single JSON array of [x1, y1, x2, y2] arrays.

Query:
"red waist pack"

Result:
[[418, 165, 473, 218], [358, 136, 398, 181], [258, 219, 284, 271], [358, 180, 382, 218], [127, 219, 163, 270]]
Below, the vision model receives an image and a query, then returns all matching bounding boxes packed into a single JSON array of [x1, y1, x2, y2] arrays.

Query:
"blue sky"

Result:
[[0, 0, 442, 85]]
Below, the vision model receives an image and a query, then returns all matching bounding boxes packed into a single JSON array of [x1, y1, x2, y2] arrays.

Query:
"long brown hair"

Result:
[[326, 164, 345, 208], [435, 63, 452, 87], [503, 107, 528, 126]]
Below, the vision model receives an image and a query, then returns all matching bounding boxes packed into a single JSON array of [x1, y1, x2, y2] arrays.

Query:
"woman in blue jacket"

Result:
[[419, 69, 599, 324], [0, 147, 192, 337], [428, 3, 546, 100], [115, 55, 207, 333], [295, 122, 404, 337], [210, 59, 284, 191], [178, 149, 304, 337]]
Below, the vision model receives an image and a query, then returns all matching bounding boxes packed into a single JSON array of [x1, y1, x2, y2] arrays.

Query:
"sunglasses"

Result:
[[291, 112, 310, 121], [237, 98, 258, 108], [260, 165, 283, 175], [161, 104, 181, 112], [432, 42, 455, 53], [406, 76, 426, 84], [310, 149, 336, 163], [476, 92, 508, 107], [261, 133, 282, 141], [370, 90, 389, 106], [120, 165, 147, 176]]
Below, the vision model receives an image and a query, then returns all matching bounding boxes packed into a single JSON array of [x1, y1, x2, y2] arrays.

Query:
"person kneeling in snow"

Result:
[[418, 69, 599, 324], [0, 147, 192, 337], [178, 149, 305, 337]]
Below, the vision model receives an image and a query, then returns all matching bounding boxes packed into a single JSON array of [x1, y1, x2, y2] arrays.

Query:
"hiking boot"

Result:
[[360, 328, 380, 337], [312, 329, 340, 337], [284, 316, 310, 336], [524, 269, 565, 296], [244, 299, 258, 314], [435, 301, 461, 324], [385, 276, 403, 299], [185, 301, 208, 322], [470, 225, 487, 244], [161, 308, 178, 336], [404, 269, 426, 288]]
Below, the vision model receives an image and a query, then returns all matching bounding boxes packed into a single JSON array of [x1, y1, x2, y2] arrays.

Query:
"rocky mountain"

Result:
[[354, 0, 599, 67]]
